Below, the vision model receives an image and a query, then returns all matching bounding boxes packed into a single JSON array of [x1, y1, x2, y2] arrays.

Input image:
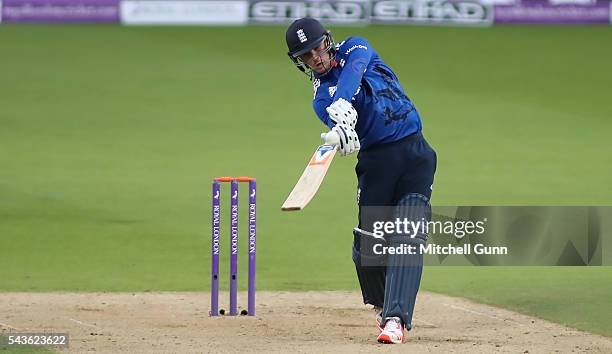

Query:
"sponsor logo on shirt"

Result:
[[345, 44, 368, 55], [328, 86, 337, 97]]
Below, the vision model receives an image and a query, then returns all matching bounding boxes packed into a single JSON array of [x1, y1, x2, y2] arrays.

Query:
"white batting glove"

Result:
[[321, 123, 360, 156], [326, 98, 357, 128]]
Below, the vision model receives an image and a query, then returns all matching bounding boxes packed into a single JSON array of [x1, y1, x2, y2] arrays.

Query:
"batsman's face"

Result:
[[300, 40, 332, 74]]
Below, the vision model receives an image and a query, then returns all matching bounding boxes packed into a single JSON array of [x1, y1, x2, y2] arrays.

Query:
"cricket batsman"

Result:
[[285, 18, 437, 344]]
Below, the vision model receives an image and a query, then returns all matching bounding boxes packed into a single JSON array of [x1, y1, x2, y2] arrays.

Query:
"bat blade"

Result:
[[281, 144, 337, 211]]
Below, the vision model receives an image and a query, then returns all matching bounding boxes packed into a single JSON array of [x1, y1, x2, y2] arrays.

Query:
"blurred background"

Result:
[[1, 0, 611, 336]]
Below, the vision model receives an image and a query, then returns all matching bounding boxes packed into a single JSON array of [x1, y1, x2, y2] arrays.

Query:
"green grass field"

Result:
[[1, 25, 611, 337]]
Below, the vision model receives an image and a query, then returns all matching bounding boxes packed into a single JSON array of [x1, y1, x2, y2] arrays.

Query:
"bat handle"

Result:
[[321, 131, 340, 146]]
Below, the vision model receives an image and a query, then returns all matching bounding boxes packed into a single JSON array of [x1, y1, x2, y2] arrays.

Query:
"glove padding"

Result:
[[326, 98, 358, 128], [323, 123, 360, 156]]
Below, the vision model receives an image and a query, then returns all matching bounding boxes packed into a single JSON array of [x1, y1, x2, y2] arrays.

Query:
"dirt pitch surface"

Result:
[[1, 291, 611, 353]]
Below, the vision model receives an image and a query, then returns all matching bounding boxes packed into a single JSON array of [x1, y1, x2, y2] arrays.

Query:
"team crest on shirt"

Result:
[[328, 86, 337, 98]]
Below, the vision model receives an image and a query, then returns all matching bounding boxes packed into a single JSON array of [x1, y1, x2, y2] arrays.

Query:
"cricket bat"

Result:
[[281, 132, 340, 211]]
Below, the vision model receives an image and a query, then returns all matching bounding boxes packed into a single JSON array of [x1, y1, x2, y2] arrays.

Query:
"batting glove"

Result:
[[321, 123, 360, 156], [326, 98, 358, 128]]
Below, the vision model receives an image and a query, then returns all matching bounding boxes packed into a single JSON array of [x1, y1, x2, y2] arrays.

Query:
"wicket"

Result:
[[210, 176, 256, 316]]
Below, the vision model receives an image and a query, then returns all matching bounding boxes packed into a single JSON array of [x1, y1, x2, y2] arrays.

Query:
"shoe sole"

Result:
[[377, 333, 403, 344]]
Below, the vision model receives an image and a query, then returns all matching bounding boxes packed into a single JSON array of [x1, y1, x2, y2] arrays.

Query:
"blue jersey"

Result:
[[312, 36, 422, 150]]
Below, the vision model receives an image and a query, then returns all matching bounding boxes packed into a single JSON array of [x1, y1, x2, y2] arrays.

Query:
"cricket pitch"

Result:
[[1, 291, 611, 353]]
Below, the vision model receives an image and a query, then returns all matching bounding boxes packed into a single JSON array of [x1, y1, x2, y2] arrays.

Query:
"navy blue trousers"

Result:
[[353, 132, 437, 327]]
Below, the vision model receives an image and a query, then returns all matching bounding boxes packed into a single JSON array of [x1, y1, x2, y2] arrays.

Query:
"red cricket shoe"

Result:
[[377, 317, 404, 344]]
